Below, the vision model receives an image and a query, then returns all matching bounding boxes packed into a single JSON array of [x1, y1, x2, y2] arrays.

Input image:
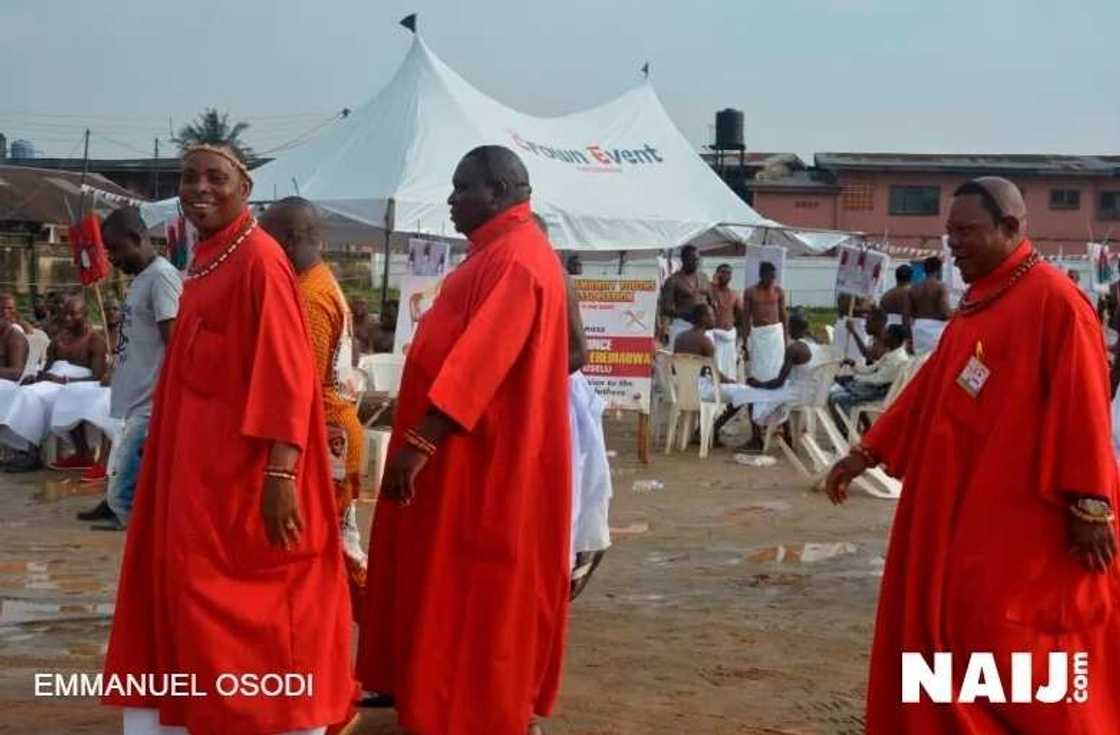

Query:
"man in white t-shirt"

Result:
[[77, 208, 181, 531]]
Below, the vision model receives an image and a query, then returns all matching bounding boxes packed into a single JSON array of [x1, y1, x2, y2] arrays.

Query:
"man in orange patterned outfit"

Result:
[[262, 197, 367, 618]]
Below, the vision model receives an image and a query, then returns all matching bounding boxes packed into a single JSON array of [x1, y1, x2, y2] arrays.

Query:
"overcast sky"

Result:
[[2, 0, 1116, 162]]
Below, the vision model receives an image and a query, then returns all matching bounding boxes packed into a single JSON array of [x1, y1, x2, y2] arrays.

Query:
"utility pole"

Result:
[[78, 128, 91, 216], [152, 137, 160, 199]]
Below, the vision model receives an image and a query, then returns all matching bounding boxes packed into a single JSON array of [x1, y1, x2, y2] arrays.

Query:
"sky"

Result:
[[1, 0, 1116, 162]]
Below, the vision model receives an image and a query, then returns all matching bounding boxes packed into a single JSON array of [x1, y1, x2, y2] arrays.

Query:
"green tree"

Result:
[[173, 108, 253, 159]]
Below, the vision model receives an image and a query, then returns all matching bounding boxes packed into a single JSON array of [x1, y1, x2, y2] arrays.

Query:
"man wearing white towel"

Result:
[[879, 264, 912, 326], [659, 244, 710, 348], [744, 261, 788, 382], [709, 263, 743, 379], [905, 255, 951, 355]]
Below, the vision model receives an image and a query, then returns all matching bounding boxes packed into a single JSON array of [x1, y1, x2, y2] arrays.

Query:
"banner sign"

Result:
[[835, 245, 890, 299], [573, 277, 658, 413]]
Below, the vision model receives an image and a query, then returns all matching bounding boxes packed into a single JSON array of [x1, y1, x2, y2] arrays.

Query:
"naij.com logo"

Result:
[[902, 652, 1088, 704]]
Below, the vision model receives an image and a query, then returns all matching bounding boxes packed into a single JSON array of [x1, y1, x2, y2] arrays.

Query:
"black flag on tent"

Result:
[[400, 13, 417, 32], [641, 62, 650, 78]]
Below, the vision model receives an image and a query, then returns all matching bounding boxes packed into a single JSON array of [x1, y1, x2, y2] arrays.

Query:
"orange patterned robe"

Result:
[[299, 261, 367, 616]]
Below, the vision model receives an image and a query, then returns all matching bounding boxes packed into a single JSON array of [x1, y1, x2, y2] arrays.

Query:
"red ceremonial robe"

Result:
[[102, 211, 354, 733], [862, 240, 1120, 733], [358, 201, 572, 735]]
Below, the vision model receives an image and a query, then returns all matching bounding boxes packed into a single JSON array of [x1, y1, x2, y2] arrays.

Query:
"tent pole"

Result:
[[380, 199, 396, 312], [617, 250, 626, 276]]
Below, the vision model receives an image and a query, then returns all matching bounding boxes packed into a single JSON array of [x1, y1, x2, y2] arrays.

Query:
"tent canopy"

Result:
[[145, 31, 857, 254]]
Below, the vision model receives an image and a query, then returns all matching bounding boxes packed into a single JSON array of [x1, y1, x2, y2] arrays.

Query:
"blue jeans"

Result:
[[106, 413, 150, 527]]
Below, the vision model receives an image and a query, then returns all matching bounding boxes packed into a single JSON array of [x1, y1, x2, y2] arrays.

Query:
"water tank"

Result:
[[0, 133, 6, 159], [714, 109, 744, 150], [10, 139, 35, 159]]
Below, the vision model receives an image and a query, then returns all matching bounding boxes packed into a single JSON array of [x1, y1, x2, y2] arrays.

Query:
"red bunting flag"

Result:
[[68, 213, 111, 286]]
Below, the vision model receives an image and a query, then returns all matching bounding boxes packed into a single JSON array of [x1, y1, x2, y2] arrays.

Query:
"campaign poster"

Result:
[[573, 276, 658, 413]]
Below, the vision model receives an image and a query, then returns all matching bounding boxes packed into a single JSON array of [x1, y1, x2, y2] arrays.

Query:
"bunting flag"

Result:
[[79, 183, 145, 208], [165, 213, 199, 272], [68, 213, 111, 286]]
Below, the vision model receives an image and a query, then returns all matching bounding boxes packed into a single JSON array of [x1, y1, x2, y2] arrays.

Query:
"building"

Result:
[[700, 151, 806, 204], [745, 153, 1120, 255], [1, 156, 271, 200]]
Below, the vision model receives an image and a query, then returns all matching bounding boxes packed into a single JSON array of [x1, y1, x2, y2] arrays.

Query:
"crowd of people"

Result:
[[68, 143, 616, 735], [3, 138, 1116, 734], [656, 243, 928, 448]]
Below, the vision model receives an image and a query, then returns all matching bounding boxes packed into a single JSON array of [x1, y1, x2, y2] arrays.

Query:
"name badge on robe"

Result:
[[956, 342, 991, 398]]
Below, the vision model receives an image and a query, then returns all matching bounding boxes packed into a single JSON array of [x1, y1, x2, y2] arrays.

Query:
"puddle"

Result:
[[724, 502, 791, 520], [610, 521, 650, 535], [747, 542, 858, 564], [0, 561, 112, 595], [648, 549, 744, 567], [34, 479, 104, 502], [0, 617, 111, 658], [0, 597, 114, 625]]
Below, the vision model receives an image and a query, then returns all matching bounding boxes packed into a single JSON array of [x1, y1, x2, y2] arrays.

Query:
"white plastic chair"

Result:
[[841, 352, 930, 441], [664, 354, 723, 459], [357, 353, 405, 427], [21, 329, 49, 382], [649, 350, 676, 447], [362, 427, 392, 498], [823, 324, 835, 345]]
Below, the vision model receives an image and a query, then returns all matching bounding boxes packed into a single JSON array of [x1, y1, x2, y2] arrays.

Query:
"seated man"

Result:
[[674, 303, 781, 442], [0, 295, 110, 473], [829, 324, 911, 434], [845, 306, 889, 366], [372, 299, 398, 353], [0, 298, 31, 457], [746, 312, 829, 433]]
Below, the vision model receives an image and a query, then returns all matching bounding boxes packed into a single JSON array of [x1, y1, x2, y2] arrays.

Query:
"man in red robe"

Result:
[[102, 144, 355, 734], [827, 177, 1120, 734], [357, 146, 571, 735]]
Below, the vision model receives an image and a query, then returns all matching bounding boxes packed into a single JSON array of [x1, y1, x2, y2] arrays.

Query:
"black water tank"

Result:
[[0, 133, 6, 160], [715, 108, 744, 150]]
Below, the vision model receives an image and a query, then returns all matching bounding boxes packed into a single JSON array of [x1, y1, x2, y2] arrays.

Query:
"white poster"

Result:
[[394, 275, 446, 354], [940, 235, 966, 308], [744, 245, 786, 289], [573, 276, 658, 413], [1088, 242, 1117, 295], [835, 245, 890, 299], [408, 238, 451, 277]]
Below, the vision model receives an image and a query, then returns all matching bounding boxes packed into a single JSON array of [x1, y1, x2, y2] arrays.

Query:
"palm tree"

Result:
[[173, 108, 254, 159]]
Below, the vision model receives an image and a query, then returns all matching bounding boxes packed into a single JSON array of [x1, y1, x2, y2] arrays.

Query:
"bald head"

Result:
[[260, 197, 322, 274], [947, 176, 1030, 283], [448, 146, 532, 234]]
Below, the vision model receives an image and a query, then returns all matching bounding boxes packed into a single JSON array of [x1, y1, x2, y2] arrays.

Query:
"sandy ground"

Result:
[[0, 416, 896, 734]]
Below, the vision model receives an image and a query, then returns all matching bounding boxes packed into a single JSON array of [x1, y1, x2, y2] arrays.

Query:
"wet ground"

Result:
[[0, 417, 896, 734]]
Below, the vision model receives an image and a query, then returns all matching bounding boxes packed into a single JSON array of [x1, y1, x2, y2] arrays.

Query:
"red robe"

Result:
[[358, 201, 572, 735], [863, 240, 1120, 733], [102, 211, 354, 733]]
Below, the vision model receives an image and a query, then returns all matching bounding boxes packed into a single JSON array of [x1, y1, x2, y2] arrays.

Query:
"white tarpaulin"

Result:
[[143, 31, 811, 253]]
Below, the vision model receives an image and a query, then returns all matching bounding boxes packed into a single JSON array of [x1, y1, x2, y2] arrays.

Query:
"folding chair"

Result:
[[664, 354, 723, 459], [649, 350, 676, 448], [357, 353, 404, 427], [841, 352, 931, 441]]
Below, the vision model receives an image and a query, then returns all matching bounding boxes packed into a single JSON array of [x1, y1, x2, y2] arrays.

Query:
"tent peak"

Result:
[[400, 13, 417, 33]]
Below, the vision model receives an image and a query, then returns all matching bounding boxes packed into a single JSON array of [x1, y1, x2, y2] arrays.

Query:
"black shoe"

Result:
[[77, 499, 114, 522], [91, 515, 126, 532], [358, 692, 395, 708], [4, 451, 42, 473]]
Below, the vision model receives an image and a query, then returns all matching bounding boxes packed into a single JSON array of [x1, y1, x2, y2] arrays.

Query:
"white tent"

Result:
[[145, 31, 857, 255]]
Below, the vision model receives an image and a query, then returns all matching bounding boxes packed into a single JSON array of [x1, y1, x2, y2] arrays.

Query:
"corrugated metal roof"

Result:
[[815, 152, 1119, 176], [0, 164, 142, 225]]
